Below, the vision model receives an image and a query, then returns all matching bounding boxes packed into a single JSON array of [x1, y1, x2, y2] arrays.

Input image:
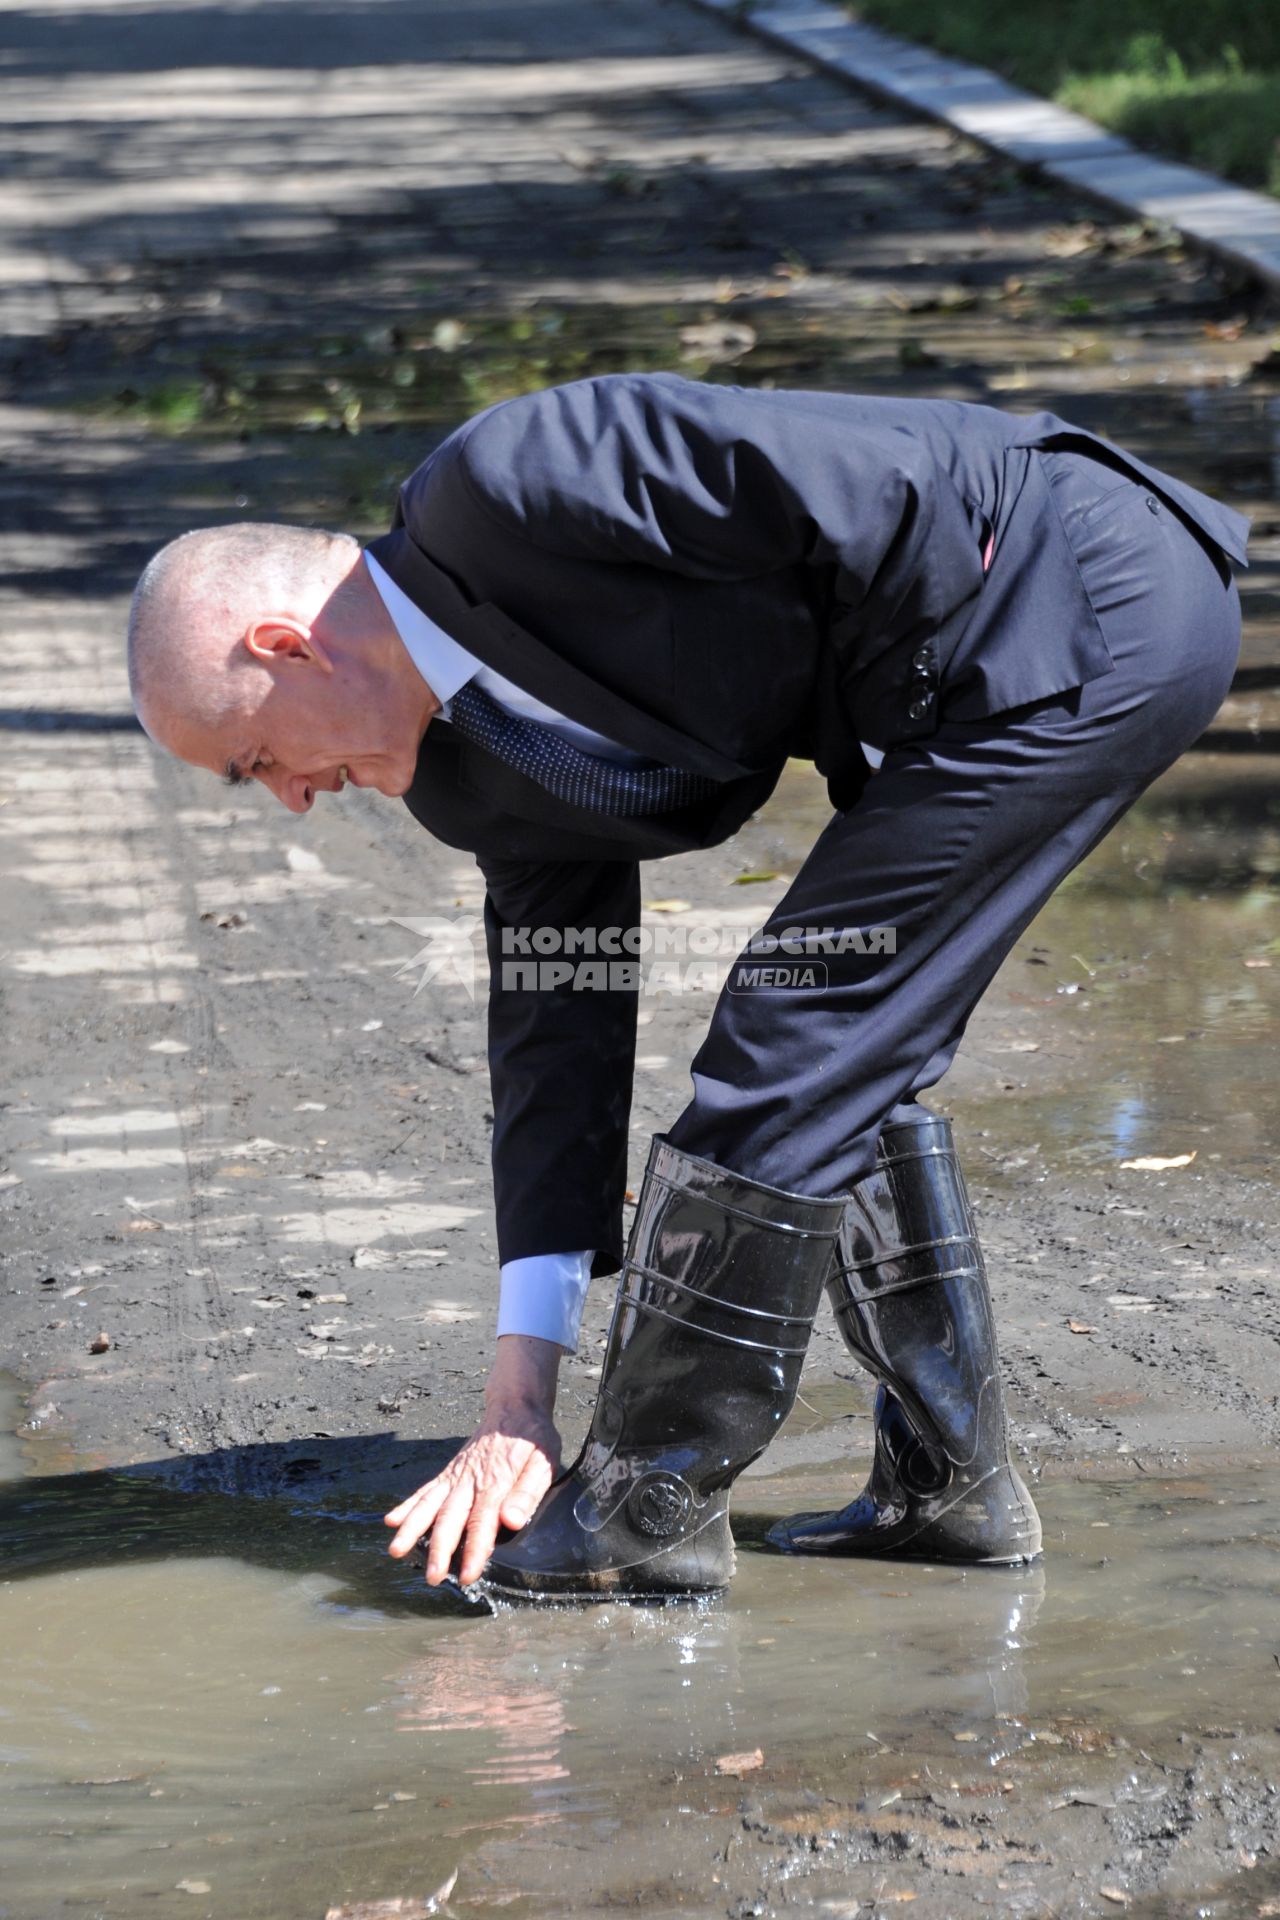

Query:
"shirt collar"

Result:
[[363, 549, 479, 710]]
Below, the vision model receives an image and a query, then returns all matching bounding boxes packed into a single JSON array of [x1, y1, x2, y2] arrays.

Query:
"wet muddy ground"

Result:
[[6, 1396, 1280, 1919], [3, 0, 1280, 1913]]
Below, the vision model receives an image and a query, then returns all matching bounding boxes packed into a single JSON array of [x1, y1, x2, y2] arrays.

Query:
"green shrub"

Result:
[[849, 1, 1280, 194]]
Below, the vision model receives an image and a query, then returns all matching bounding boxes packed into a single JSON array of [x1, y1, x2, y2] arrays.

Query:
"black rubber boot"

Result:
[[482, 1138, 844, 1603], [768, 1112, 1042, 1565]]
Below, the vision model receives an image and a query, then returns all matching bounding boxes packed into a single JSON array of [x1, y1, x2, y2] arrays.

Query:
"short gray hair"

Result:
[[127, 521, 357, 738]]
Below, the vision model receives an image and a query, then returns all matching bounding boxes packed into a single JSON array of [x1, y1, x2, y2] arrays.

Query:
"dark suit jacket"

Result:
[[364, 374, 1250, 1275]]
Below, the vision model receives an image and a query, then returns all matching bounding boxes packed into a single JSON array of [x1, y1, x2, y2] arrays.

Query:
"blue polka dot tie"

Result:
[[445, 679, 719, 817]]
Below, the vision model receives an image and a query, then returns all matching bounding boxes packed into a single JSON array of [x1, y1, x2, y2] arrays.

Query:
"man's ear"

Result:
[[243, 617, 334, 673]]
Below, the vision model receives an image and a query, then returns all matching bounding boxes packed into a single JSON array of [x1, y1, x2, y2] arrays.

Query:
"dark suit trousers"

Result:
[[666, 448, 1243, 1195]]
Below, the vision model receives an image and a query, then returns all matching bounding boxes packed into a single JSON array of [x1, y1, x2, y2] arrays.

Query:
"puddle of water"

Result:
[[757, 752, 1280, 1177], [3, 1406, 1280, 1919]]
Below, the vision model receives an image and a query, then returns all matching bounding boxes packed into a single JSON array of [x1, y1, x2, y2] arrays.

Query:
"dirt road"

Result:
[[3, 0, 1280, 1912]]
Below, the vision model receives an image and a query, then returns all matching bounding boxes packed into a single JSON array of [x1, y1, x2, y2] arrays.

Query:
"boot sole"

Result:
[[770, 1532, 1041, 1567], [479, 1576, 728, 1606]]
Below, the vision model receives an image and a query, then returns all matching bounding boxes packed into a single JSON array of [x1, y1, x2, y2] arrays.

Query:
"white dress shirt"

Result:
[[365, 549, 636, 1352], [366, 552, 648, 763]]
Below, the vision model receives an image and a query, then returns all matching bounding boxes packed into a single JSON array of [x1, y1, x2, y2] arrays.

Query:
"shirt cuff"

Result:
[[496, 1250, 594, 1351]]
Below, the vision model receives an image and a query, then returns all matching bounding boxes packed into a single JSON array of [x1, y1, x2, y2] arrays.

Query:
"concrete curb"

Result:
[[689, 0, 1280, 297]]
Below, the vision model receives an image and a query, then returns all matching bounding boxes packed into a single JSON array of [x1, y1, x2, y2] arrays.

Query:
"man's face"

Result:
[[160, 581, 436, 813], [211, 660, 422, 812]]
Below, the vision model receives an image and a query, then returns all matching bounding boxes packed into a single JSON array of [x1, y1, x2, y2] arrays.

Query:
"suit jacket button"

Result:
[[907, 696, 930, 721], [1146, 495, 1161, 514], [912, 646, 932, 670]]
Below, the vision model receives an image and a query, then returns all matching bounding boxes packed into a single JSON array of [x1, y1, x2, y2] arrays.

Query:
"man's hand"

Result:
[[384, 1333, 564, 1586]]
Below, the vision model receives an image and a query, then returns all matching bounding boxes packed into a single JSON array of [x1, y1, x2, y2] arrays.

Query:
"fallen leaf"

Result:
[[715, 1747, 764, 1777], [644, 898, 691, 914], [1119, 1152, 1196, 1171], [996, 1039, 1039, 1053], [733, 870, 778, 884], [1068, 1320, 1096, 1335], [325, 1873, 458, 1920], [89, 1332, 111, 1354], [1100, 1892, 1130, 1910], [678, 319, 757, 365], [325, 1904, 424, 1919], [176, 1883, 212, 1896], [1244, 957, 1272, 969], [1043, 221, 1105, 257], [953, 1731, 979, 1742]]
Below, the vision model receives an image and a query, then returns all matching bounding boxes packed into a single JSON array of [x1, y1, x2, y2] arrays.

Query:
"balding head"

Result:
[[127, 521, 437, 813], [128, 522, 358, 745]]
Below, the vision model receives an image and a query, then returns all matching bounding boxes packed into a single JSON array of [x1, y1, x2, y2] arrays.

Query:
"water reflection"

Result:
[[399, 1562, 1047, 1794], [396, 1629, 572, 1786]]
